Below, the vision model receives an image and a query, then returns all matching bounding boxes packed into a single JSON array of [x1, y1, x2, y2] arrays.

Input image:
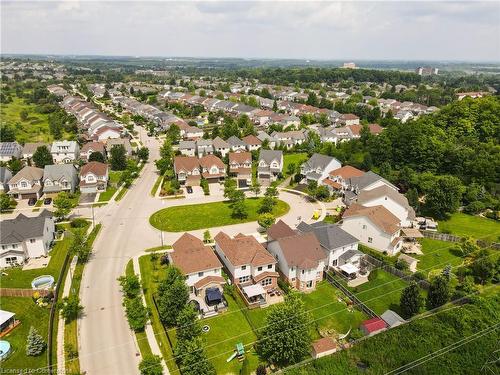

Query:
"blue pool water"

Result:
[[31, 275, 55, 290], [0, 340, 11, 360]]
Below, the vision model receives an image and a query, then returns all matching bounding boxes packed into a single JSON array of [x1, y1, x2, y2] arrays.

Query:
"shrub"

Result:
[[118, 274, 142, 299], [368, 269, 379, 281], [64, 343, 78, 359], [124, 297, 149, 332], [26, 326, 46, 356], [278, 279, 291, 294], [139, 354, 163, 375], [200, 178, 209, 195], [70, 218, 88, 228], [395, 259, 409, 271]]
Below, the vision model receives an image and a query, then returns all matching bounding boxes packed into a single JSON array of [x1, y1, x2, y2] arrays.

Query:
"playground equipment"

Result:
[[226, 342, 245, 362]]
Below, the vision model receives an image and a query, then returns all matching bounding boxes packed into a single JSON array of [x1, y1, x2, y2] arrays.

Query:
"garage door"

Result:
[[21, 193, 37, 199]]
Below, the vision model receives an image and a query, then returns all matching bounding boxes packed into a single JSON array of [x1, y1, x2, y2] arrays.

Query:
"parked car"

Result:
[[28, 198, 37, 206], [44, 198, 52, 205], [186, 186, 193, 194]]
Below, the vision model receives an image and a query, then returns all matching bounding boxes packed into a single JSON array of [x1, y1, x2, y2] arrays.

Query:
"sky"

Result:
[[1, 1, 499, 61]]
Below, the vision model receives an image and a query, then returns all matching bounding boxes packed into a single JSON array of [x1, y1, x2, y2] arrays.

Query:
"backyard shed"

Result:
[[311, 337, 337, 359], [0, 310, 16, 333], [381, 309, 406, 328], [361, 317, 387, 336]]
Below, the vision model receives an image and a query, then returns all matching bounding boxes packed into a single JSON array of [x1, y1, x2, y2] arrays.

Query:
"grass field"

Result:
[[114, 187, 128, 201], [415, 238, 463, 276], [1, 297, 50, 370], [283, 152, 308, 176], [97, 187, 117, 202], [349, 269, 408, 316], [438, 213, 500, 242], [149, 197, 290, 232]]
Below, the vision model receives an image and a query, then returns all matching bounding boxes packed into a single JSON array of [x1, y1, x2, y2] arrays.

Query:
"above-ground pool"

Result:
[[31, 275, 55, 290], [0, 340, 11, 360]]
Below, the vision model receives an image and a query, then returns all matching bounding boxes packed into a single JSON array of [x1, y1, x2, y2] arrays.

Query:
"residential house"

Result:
[[0, 167, 12, 193], [355, 185, 416, 227], [179, 141, 196, 157], [106, 138, 133, 157], [325, 165, 365, 192], [300, 153, 341, 184], [257, 149, 283, 182], [173, 156, 201, 185], [0, 210, 55, 268], [0, 142, 22, 162], [242, 135, 262, 152], [80, 142, 106, 162], [42, 164, 78, 195], [7, 166, 44, 200], [271, 131, 306, 149], [92, 126, 122, 142], [228, 152, 252, 188], [169, 233, 225, 314], [199, 155, 225, 182], [267, 221, 326, 292], [214, 232, 279, 306], [347, 124, 383, 138], [297, 221, 359, 269], [339, 113, 360, 126], [21, 142, 49, 161], [196, 139, 214, 156], [79, 161, 109, 193], [257, 131, 278, 149], [227, 136, 247, 152], [51, 141, 80, 164], [340, 204, 403, 255], [212, 137, 231, 157]]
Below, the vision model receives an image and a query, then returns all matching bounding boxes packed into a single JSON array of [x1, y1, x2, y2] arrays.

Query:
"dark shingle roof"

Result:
[[0, 210, 53, 244], [297, 222, 359, 250]]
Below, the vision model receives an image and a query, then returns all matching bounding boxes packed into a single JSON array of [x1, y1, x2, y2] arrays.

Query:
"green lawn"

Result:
[[283, 152, 308, 176], [1, 297, 50, 370], [201, 294, 260, 375], [415, 238, 463, 276], [115, 187, 128, 201], [438, 213, 500, 242], [97, 187, 117, 202], [108, 171, 123, 185], [149, 197, 290, 232], [151, 175, 163, 196], [0, 223, 89, 289], [349, 269, 408, 316]]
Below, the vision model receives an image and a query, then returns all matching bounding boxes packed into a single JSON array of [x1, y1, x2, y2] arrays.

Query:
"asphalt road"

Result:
[[78, 128, 320, 374]]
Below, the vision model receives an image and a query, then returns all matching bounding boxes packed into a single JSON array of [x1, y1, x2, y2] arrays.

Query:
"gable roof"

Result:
[[0, 210, 53, 244], [259, 149, 282, 164], [81, 142, 105, 154], [199, 154, 225, 170], [179, 140, 196, 149], [274, 232, 326, 269], [227, 136, 246, 147], [43, 164, 78, 182], [242, 135, 262, 146], [9, 166, 44, 184], [361, 317, 387, 333], [267, 220, 296, 240], [214, 232, 276, 267], [229, 151, 252, 165], [348, 171, 396, 191], [174, 156, 200, 172], [356, 185, 415, 219], [22, 142, 49, 156], [329, 165, 365, 179], [297, 222, 358, 250], [343, 204, 401, 234], [171, 233, 222, 274], [212, 136, 230, 149], [80, 161, 108, 177], [51, 141, 78, 154], [302, 153, 339, 171]]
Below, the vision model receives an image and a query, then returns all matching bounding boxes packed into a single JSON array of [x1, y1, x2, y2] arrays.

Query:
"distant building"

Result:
[[415, 67, 438, 76], [343, 62, 356, 69]]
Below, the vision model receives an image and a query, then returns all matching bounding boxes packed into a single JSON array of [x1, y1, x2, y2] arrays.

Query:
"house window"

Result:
[[257, 266, 262, 272], [241, 265, 247, 270], [368, 237, 373, 243], [30, 239, 36, 243], [6, 257, 17, 265], [198, 272, 204, 277], [332, 259, 338, 266], [238, 275, 250, 283], [261, 278, 272, 287], [12, 244, 18, 249], [21, 182, 27, 188], [267, 264, 272, 269], [306, 280, 313, 288], [301, 269, 305, 275], [362, 225, 367, 229], [1, 245, 6, 250]]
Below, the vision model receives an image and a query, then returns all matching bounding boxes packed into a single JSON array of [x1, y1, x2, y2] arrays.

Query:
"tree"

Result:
[[426, 275, 450, 309], [32, 146, 53, 168], [258, 213, 275, 230], [400, 282, 423, 318], [60, 295, 84, 322], [53, 192, 75, 220], [26, 326, 46, 356], [306, 180, 318, 197], [176, 338, 216, 375], [157, 266, 189, 326], [250, 180, 261, 197], [459, 238, 479, 257], [424, 176, 464, 219], [8, 158, 23, 175], [70, 230, 91, 263], [88, 151, 105, 163], [124, 297, 149, 332], [472, 255, 496, 284], [223, 178, 237, 200], [110, 145, 127, 171], [118, 274, 141, 299], [286, 162, 296, 176], [0, 125, 16, 142], [231, 195, 248, 219], [203, 230, 211, 243], [176, 304, 201, 342], [0, 193, 12, 211], [314, 186, 330, 201], [137, 147, 149, 162], [139, 354, 163, 375], [258, 293, 311, 366]]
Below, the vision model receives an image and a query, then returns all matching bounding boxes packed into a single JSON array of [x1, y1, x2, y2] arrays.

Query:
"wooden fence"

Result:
[[422, 230, 500, 250], [0, 288, 51, 297]]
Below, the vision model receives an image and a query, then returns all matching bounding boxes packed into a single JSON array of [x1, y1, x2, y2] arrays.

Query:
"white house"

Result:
[[0, 210, 55, 268], [300, 153, 342, 185], [341, 204, 403, 255], [51, 141, 80, 164], [79, 161, 108, 193], [212, 137, 231, 157], [179, 141, 196, 157]]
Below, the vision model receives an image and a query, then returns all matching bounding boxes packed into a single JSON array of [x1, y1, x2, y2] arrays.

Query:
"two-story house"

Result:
[[340, 204, 403, 255], [51, 141, 80, 164], [173, 156, 201, 185], [257, 149, 283, 183], [228, 152, 252, 188], [242, 135, 262, 152], [7, 166, 44, 200], [21, 143, 49, 161], [300, 153, 342, 185], [212, 137, 231, 157], [0, 210, 55, 268], [196, 139, 214, 156], [267, 220, 326, 292], [79, 161, 109, 193], [80, 142, 106, 162], [179, 141, 197, 157], [227, 136, 247, 152], [199, 155, 226, 183], [42, 164, 79, 195], [325, 165, 365, 192]]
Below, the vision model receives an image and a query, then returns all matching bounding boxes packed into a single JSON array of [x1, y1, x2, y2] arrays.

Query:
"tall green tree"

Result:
[[175, 304, 201, 343], [110, 145, 127, 171], [157, 266, 189, 326], [53, 192, 75, 220], [400, 282, 423, 318], [176, 338, 216, 375], [427, 275, 450, 309], [424, 175, 464, 219], [26, 326, 46, 356], [88, 151, 105, 163], [139, 354, 163, 375], [32, 146, 53, 168]]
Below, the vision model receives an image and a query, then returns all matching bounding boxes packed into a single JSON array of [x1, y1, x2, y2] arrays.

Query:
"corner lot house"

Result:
[[199, 154, 225, 182], [300, 153, 341, 184], [173, 156, 201, 185], [0, 210, 55, 268], [214, 232, 279, 306], [7, 166, 44, 200], [258, 149, 283, 183], [229, 152, 252, 188], [51, 141, 80, 164], [169, 233, 226, 316], [267, 221, 326, 292], [341, 204, 403, 255], [79, 161, 108, 193], [42, 164, 79, 195], [0, 142, 22, 162]]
